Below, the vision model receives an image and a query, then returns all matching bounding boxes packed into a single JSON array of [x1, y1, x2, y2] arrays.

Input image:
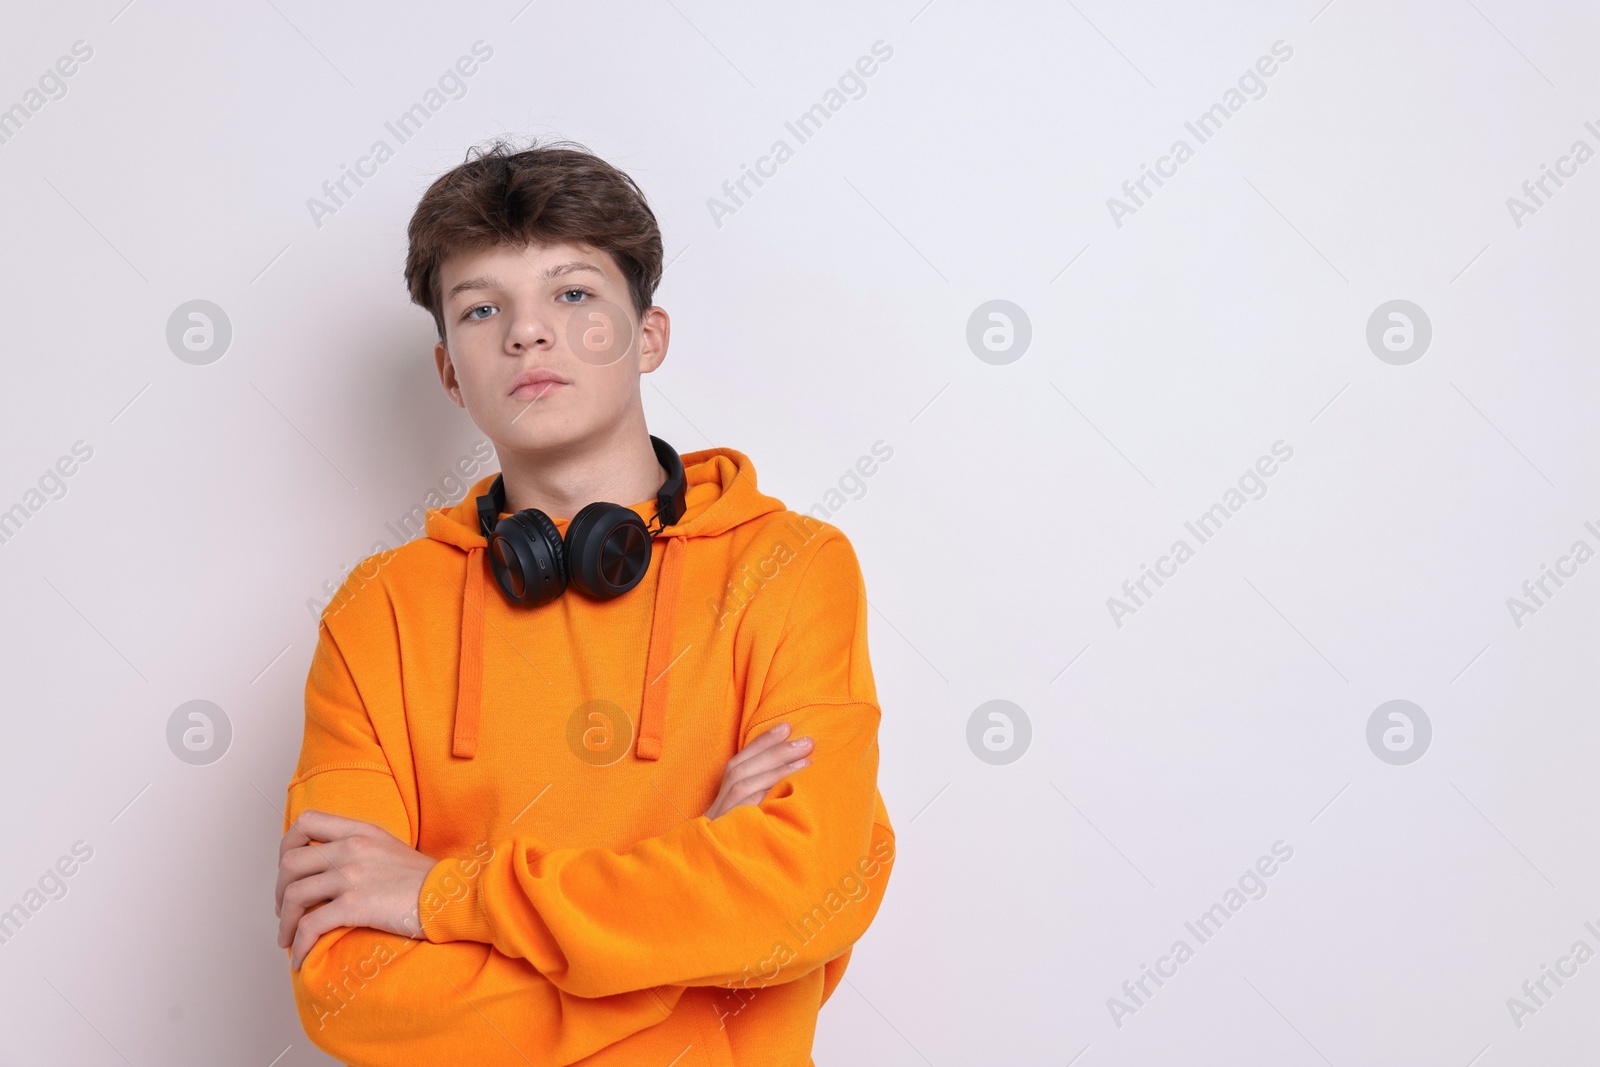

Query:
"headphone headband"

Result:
[[650, 434, 688, 529], [476, 435, 686, 539]]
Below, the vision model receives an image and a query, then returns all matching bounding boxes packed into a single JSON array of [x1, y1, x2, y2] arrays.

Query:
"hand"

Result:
[[702, 722, 814, 821], [275, 810, 438, 970]]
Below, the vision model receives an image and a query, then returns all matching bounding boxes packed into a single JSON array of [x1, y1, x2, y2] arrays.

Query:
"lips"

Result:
[[509, 369, 570, 400]]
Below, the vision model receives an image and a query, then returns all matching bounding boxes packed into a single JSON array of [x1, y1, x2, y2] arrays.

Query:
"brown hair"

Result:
[[404, 137, 663, 340]]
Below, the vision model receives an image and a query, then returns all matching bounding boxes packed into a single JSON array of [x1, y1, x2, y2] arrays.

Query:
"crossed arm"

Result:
[[276, 536, 894, 1064], [274, 720, 815, 968]]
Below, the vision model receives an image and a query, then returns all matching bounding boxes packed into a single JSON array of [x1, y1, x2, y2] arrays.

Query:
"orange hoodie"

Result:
[[282, 445, 895, 1067]]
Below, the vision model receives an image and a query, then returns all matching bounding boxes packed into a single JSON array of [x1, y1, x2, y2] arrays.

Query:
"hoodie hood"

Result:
[[422, 445, 785, 762]]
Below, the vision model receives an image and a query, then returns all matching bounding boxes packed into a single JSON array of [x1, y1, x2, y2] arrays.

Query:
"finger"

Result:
[[727, 758, 811, 807], [279, 828, 308, 860], [282, 810, 377, 857], [726, 751, 812, 809], [704, 776, 751, 821], [729, 737, 813, 785], [289, 898, 349, 971], [275, 840, 337, 914], [727, 786, 771, 811], [735, 733, 812, 775], [275, 837, 358, 915], [278, 871, 345, 950], [726, 722, 793, 769], [279, 809, 328, 858], [723, 728, 788, 774]]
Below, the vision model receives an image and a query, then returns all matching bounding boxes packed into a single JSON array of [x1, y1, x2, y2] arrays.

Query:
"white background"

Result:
[[1, 1, 1597, 1064]]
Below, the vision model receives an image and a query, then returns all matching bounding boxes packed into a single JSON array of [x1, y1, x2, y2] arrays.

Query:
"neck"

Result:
[[495, 413, 664, 521]]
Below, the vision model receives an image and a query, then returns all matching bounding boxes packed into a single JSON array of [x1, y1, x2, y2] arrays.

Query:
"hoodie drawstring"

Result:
[[453, 534, 686, 762], [452, 546, 486, 759], [636, 534, 687, 761]]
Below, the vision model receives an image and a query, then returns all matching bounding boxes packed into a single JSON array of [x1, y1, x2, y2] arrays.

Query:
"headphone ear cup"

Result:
[[566, 502, 653, 600], [488, 509, 568, 606]]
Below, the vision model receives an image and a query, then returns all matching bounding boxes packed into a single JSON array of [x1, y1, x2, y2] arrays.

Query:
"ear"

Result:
[[434, 340, 466, 408], [636, 306, 670, 374]]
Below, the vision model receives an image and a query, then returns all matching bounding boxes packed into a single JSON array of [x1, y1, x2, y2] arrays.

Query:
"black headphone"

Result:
[[476, 435, 687, 607]]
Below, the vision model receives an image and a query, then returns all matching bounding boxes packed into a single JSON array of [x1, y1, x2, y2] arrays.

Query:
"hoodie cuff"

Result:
[[419, 856, 495, 945]]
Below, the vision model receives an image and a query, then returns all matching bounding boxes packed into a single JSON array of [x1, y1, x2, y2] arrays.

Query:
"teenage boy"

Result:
[[273, 140, 895, 1067]]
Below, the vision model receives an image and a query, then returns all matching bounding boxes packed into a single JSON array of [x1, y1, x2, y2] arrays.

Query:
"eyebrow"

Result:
[[445, 261, 607, 301]]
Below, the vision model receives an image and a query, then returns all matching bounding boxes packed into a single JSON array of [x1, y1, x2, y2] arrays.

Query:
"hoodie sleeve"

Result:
[[418, 531, 896, 1000], [284, 620, 687, 1067]]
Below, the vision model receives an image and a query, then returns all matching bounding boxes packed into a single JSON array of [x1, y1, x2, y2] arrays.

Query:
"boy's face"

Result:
[[432, 239, 668, 455]]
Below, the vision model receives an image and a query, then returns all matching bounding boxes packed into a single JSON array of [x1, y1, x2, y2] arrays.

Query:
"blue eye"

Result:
[[560, 288, 591, 303], [466, 304, 496, 320]]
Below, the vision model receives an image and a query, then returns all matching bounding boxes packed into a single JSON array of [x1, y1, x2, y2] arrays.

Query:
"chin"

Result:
[[484, 410, 595, 455]]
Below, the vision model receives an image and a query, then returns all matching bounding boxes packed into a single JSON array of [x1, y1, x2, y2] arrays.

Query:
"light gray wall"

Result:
[[0, 1, 1595, 1063]]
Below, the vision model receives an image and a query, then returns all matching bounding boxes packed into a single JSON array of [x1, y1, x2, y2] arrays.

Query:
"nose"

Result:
[[505, 308, 554, 352]]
